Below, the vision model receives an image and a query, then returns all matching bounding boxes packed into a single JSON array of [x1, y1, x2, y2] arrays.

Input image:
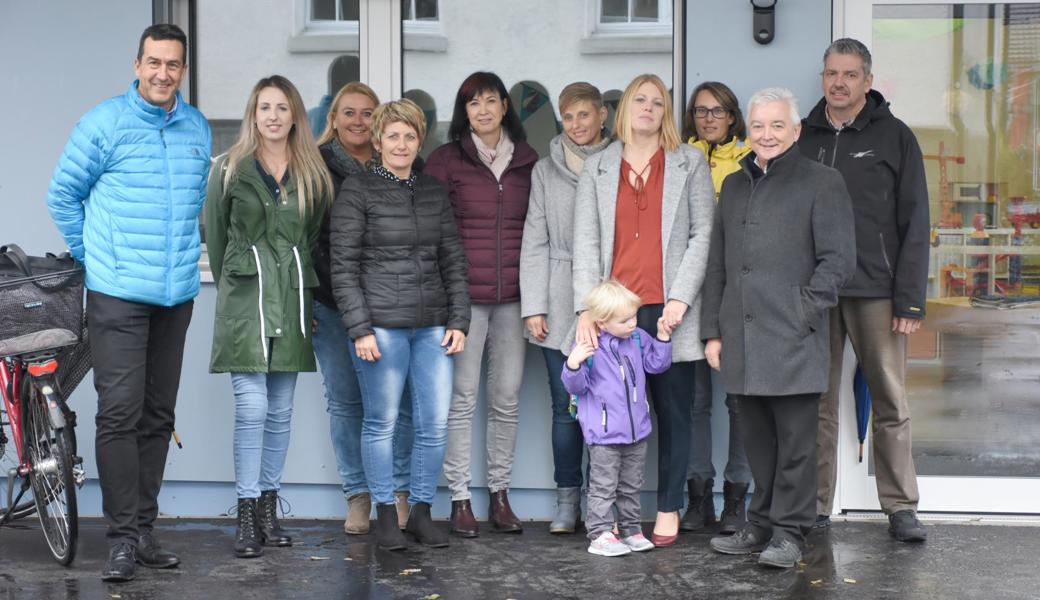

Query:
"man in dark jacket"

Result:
[[799, 38, 930, 543], [701, 87, 856, 569]]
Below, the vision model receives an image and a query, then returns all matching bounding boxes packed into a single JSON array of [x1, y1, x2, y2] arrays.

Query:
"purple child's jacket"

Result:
[[561, 327, 672, 446]]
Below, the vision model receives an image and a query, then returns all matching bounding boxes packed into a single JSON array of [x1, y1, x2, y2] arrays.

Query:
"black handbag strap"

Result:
[[0, 244, 34, 278]]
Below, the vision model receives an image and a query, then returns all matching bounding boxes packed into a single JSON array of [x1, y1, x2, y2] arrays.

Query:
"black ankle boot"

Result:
[[719, 481, 749, 534], [375, 503, 408, 551], [680, 478, 715, 531], [258, 490, 292, 547], [235, 498, 264, 558], [405, 502, 449, 548]]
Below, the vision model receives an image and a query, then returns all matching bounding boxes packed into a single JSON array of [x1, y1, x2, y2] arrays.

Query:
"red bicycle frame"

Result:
[[1, 358, 28, 474]]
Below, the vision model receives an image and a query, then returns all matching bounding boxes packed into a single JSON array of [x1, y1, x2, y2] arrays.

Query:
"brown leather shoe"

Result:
[[450, 499, 479, 538], [489, 490, 523, 533]]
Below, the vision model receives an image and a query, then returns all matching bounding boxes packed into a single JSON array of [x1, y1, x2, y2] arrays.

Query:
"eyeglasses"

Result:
[[693, 106, 729, 119]]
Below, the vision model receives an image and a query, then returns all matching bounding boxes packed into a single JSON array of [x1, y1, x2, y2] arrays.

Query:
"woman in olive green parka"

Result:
[[207, 155, 321, 373], [205, 75, 332, 559]]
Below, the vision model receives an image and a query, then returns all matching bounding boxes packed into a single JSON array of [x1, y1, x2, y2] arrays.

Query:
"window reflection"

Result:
[[402, 1, 673, 158], [871, 3, 1040, 478]]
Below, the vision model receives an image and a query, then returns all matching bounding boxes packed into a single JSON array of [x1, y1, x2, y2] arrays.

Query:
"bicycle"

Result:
[[0, 245, 89, 565]]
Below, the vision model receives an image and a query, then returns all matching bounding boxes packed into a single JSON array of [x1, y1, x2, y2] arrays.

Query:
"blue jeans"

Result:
[[541, 347, 585, 488], [687, 360, 752, 484], [351, 326, 453, 506], [231, 371, 299, 499], [312, 301, 412, 498]]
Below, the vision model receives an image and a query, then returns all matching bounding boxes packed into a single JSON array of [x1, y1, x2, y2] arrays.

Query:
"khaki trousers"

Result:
[[817, 297, 920, 515]]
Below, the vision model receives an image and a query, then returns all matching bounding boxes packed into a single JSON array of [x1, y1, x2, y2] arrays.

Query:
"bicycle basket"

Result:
[[56, 321, 92, 400], [0, 244, 85, 347]]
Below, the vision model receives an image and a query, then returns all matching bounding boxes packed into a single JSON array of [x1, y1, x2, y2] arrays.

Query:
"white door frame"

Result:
[[832, 0, 1040, 515]]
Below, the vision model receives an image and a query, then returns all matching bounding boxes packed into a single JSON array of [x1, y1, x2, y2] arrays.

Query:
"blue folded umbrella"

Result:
[[853, 366, 872, 463]]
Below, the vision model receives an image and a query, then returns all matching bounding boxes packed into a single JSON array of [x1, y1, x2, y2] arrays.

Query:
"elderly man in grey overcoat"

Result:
[[700, 87, 856, 569]]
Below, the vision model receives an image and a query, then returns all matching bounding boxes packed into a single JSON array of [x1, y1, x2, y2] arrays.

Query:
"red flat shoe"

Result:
[[650, 532, 678, 547]]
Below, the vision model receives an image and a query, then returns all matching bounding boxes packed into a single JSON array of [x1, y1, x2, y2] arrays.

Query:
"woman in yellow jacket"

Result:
[[684, 82, 752, 196], [681, 81, 753, 534]]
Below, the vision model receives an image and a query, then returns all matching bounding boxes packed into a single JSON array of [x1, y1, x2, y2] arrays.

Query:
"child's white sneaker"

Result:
[[620, 532, 655, 552], [588, 532, 631, 557]]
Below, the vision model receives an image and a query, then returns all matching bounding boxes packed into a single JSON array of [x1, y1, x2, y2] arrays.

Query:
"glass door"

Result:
[[837, 0, 1040, 514]]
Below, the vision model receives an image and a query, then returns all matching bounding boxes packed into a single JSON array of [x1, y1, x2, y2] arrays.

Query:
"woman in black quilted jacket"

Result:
[[329, 98, 470, 551]]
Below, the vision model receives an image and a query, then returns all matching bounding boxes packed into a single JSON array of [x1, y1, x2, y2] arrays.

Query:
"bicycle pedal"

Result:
[[72, 463, 86, 487]]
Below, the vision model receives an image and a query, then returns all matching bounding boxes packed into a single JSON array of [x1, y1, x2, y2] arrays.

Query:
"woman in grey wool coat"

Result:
[[519, 82, 612, 534]]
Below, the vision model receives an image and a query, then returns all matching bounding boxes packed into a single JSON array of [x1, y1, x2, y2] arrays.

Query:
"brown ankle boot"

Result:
[[489, 490, 523, 533], [344, 492, 371, 535], [450, 499, 479, 538]]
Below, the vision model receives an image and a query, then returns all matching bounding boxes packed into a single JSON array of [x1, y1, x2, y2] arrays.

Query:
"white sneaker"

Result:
[[620, 532, 655, 552], [588, 532, 632, 557]]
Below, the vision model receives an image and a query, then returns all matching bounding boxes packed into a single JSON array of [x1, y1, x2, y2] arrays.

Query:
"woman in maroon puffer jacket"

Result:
[[425, 71, 538, 538]]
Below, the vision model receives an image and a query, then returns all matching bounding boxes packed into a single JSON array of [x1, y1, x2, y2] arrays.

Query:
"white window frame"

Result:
[[595, 0, 672, 33], [288, 0, 361, 53], [581, 0, 673, 54], [401, 0, 447, 52], [401, 0, 439, 29]]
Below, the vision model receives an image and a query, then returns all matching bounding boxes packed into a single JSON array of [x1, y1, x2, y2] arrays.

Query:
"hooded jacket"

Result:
[[560, 328, 672, 446], [688, 136, 752, 198], [205, 156, 325, 373], [425, 135, 538, 304], [799, 90, 930, 319]]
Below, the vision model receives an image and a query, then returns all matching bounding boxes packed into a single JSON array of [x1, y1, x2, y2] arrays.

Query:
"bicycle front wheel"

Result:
[[24, 377, 78, 565]]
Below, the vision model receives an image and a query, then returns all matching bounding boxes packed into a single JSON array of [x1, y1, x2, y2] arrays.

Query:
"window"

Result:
[[581, 0, 673, 54], [402, 0, 674, 157], [309, 0, 360, 29], [402, 0, 446, 52], [288, 0, 360, 52], [600, 0, 663, 24], [402, 0, 438, 23], [597, 0, 671, 31]]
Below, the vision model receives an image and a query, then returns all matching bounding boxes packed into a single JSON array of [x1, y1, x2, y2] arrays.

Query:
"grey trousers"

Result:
[[443, 302, 527, 500], [687, 360, 752, 484], [817, 297, 920, 516], [586, 440, 648, 540]]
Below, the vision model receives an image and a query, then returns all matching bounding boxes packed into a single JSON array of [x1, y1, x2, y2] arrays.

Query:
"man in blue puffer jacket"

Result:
[[46, 23, 211, 583]]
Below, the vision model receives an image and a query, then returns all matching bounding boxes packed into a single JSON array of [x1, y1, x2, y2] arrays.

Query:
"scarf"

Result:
[[471, 130, 514, 181], [561, 130, 612, 176]]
